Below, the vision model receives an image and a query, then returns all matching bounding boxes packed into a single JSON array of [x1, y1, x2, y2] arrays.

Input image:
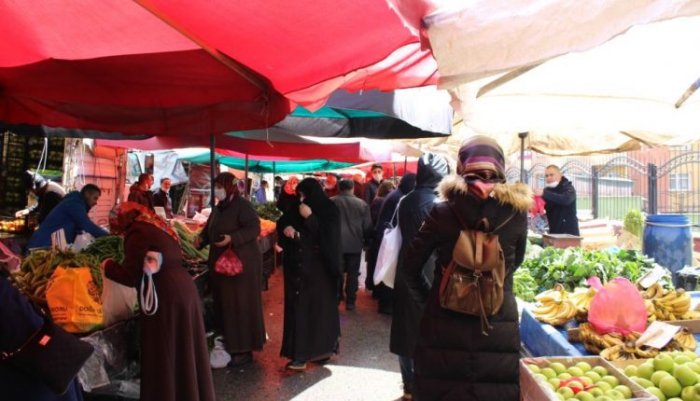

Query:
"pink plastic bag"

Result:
[[587, 277, 647, 336]]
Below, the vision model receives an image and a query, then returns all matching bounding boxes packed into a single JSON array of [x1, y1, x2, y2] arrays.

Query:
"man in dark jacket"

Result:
[[535, 165, 580, 236], [371, 173, 416, 315], [362, 164, 384, 205], [27, 184, 109, 248], [127, 173, 155, 211], [390, 153, 449, 400], [152, 177, 173, 218], [331, 179, 372, 311], [16, 171, 66, 224]]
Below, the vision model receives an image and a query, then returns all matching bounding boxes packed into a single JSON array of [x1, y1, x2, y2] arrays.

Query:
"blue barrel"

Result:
[[643, 214, 693, 286]]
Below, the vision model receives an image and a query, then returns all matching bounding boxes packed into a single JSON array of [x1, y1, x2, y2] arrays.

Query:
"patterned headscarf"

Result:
[[457, 135, 506, 179], [109, 202, 180, 243], [214, 172, 240, 199], [283, 176, 299, 195], [457, 136, 506, 200]]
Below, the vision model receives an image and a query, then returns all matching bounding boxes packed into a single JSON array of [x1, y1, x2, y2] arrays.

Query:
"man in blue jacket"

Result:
[[27, 184, 109, 249]]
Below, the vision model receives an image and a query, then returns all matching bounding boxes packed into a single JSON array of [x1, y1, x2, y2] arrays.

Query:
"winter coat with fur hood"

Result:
[[403, 175, 532, 401]]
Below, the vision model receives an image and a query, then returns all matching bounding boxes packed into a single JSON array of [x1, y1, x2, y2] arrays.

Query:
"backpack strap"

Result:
[[448, 203, 517, 234]]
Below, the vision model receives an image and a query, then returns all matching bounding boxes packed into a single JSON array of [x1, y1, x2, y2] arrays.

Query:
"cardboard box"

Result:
[[520, 356, 656, 401], [543, 233, 583, 249], [608, 358, 650, 370]]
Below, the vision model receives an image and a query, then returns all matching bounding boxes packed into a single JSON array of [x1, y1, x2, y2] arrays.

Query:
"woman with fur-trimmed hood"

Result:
[[403, 136, 532, 401]]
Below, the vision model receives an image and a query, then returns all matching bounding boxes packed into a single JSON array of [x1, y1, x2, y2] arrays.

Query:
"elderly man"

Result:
[[534, 165, 580, 236], [153, 177, 173, 218], [331, 179, 372, 310]]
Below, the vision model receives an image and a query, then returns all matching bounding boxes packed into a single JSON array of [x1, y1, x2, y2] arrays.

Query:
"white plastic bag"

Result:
[[101, 277, 137, 326], [71, 231, 95, 252], [373, 200, 403, 289], [210, 336, 231, 369]]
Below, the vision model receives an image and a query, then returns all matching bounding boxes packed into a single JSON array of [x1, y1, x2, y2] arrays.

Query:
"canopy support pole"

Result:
[[404, 155, 408, 175], [518, 132, 528, 183], [244, 154, 250, 199], [210, 134, 216, 206]]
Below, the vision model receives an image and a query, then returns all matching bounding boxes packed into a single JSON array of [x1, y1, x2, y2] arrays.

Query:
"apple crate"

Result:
[[520, 356, 656, 401]]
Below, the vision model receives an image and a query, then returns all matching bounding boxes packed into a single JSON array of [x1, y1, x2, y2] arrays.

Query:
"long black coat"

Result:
[[390, 155, 448, 358], [542, 176, 580, 236], [276, 180, 341, 361], [403, 175, 531, 401]]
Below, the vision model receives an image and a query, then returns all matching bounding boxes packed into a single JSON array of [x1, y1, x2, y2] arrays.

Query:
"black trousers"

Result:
[[338, 252, 361, 304]]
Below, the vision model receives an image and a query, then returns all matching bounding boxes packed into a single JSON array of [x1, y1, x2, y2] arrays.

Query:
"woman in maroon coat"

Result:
[[104, 202, 215, 401]]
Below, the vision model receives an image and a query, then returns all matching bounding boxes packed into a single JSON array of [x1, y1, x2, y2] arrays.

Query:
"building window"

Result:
[[669, 173, 691, 191]]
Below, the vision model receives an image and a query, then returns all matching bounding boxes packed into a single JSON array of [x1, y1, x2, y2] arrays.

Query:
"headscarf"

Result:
[[283, 176, 299, 195], [457, 136, 506, 200], [109, 202, 180, 243], [295, 178, 341, 276], [296, 177, 327, 210], [214, 172, 240, 199]]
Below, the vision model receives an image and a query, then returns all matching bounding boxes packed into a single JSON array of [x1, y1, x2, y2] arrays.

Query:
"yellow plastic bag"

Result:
[[46, 267, 104, 333]]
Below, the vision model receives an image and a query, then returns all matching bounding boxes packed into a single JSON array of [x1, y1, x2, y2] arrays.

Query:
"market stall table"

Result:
[[520, 291, 700, 357]]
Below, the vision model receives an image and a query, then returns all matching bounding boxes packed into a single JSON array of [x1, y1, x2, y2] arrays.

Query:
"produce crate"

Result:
[[543, 233, 583, 249], [520, 356, 655, 401]]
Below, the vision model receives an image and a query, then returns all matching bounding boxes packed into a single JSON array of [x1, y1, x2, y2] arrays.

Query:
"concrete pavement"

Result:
[[212, 266, 405, 401]]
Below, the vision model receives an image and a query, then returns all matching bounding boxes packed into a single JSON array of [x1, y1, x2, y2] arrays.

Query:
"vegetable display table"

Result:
[[520, 291, 700, 357]]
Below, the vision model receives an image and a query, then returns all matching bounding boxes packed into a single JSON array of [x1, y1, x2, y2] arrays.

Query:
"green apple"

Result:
[[584, 371, 602, 383], [600, 375, 619, 388], [636, 363, 655, 380], [527, 363, 541, 373], [674, 355, 692, 365], [551, 362, 568, 375], [685, 362, 700, 374], [595, 381, 612, 392], [630, 377, 654, 389], [594, 396, 613, 401], [580, 376, 594, 386], [613, 385, 632, 399], [592, 366, 609, 377], [681, 384, 700, 401], [557, 386, 575, 398], [673, 363, 698, 387], [587, 387, 603, 397], [623, 364, 638, 378], [666, 397, 682, 401], [567, 381, 585, 393], [549, 377, 562, 389], [603, 389, 624, 400], [654, 353, 676, 373], [575, 391, 596, 401], [651, 370, 671, 387], [576, 361, 592, 373], [568, 366, 585, 377], [658, 375, 682, 398], [559, 373, 573, 381], [541, 367, 557, 380], [646, 386, 667, 401]]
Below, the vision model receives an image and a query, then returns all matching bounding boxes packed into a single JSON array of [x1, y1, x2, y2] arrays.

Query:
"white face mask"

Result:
[[545, 181, 560, 189], [214, 188, 227, 200], [372, 173, 382, 182]]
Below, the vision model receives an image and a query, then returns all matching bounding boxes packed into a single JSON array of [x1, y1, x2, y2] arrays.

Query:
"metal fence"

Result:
[[506, 147, 700, 230]]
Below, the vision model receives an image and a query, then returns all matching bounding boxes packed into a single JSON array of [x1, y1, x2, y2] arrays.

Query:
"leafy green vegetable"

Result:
[[519, 247, 657, 292], [623, 209, 644, 238], [513, 268, 538, 302], [253, 201, 282, 221]]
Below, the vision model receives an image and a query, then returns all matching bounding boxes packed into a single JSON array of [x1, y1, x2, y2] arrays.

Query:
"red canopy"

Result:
[[0, 1, 438, 136], [96, 135, 369, 163]]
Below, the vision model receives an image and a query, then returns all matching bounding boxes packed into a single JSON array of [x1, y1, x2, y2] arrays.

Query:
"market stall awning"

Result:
[[0, 1, 438, 136], [180, 152, 355, 174], [389, 0, 700, 88]]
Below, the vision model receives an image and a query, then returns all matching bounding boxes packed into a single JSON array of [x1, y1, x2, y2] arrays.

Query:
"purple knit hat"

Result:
[[457, 135, 506, 180]]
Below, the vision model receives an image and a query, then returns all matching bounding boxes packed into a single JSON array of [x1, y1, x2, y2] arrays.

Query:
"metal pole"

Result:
[[518, 132, 529, 183], [244, 154, 250, 199], [210, 134, 216, 207], [648, 163, 658, 215], [403, 155, 408, 175]]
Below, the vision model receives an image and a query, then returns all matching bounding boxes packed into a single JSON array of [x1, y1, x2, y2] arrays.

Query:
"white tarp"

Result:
[[389, 0, 700, 88]]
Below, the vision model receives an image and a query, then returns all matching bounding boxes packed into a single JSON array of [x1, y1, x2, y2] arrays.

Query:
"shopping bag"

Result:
[[101, 277, 137, 326], [588, 277, 647, 335], [46, 267, 104, 333], [373, 200, 403, 289], [215, 247, 244, 277]]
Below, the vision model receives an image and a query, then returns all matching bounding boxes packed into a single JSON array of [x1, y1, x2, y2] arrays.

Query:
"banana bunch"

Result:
[[532, 284, 578, 326], [642, 283, 693, 320], [600, 342, 639, 361], [644, 299, 657, 323], [635, 343, 660, 359], [569, 287, 597, 322], [673, 327, 697, 351]]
